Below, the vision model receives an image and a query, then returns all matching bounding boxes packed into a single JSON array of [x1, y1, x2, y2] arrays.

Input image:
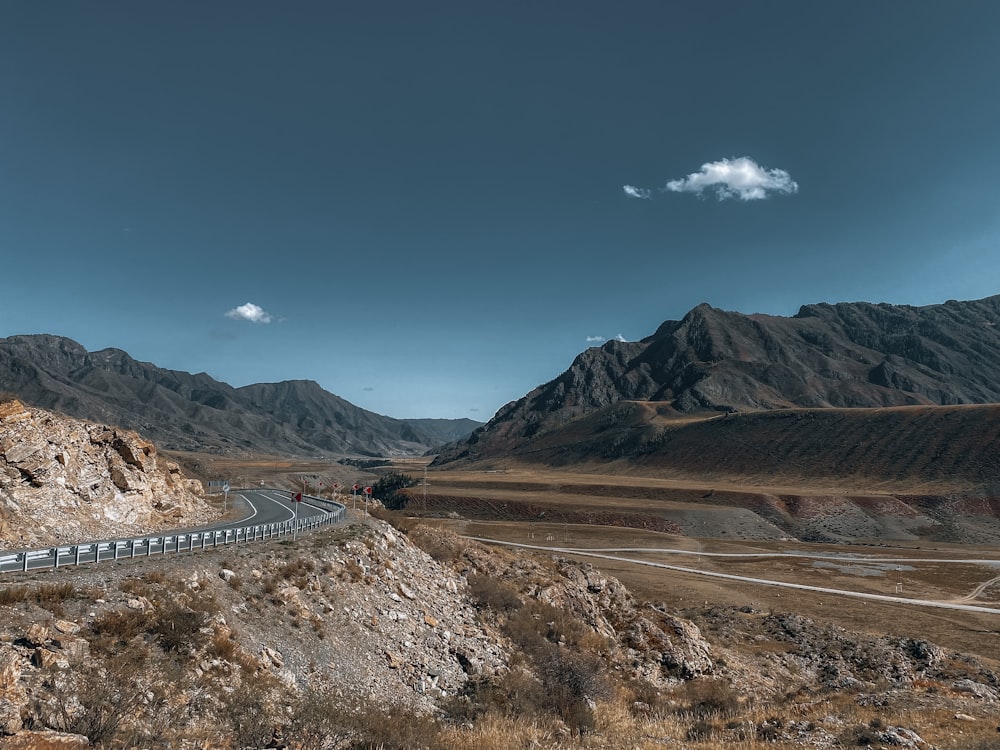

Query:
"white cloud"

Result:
[[587, 334, 628, 344], [622, 184, 651, 199], [225, 302, 273, 324], [665, 157, 798, 201]]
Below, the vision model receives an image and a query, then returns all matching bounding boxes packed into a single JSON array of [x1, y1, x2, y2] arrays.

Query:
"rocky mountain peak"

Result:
[[436, 294, 1000, 465]]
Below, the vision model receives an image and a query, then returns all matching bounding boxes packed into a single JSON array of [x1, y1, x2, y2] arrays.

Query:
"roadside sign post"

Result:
[[352, 483, 359, 511], [223, 481, 230, 513], [293, 492, 302, 540], [363, 485, 372, 517]]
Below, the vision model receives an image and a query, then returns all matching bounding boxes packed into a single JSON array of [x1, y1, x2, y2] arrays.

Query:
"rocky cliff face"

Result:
[[437, 295, 1000, 464], [0, 400, 212, 548]]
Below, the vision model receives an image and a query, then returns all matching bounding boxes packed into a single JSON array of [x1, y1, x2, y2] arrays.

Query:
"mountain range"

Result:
[[5, 294, 1000, 465], [435, 294, 1000, 464], [0, 334, 480, 457]]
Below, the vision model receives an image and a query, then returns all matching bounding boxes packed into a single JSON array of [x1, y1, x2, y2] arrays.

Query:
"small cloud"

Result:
[[363, 386, 374, 391], [470, 407, 480, 412], [622, 184, 651, 199], [225, 302, 273, 324], [209, 330, 237, 341], [586, 335, 606, 343], [665, 157, 798, 201], [613, 333, 627, 342]]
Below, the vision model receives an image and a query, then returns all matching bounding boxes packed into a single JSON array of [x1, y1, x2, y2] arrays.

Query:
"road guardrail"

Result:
[[0, 490, 347, 574]]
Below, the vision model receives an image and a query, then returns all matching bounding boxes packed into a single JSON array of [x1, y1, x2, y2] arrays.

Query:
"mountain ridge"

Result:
[[0, 334, 480, 457], [435, 294, 1000, 465]]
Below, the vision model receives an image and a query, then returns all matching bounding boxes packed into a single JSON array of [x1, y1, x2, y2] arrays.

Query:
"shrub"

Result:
[[218, 682, 279, 750], [371, 472, 418, 510], [41, 649, 162, 745], [0, 582, 76, 608], [151, 602, 208, 654], [206, 631, 240, 662], [88, 608, 149, 650], [287, 686, 357, 750], [348, 702, 444, 750], [467, 573, 522, 614], [680, 678, 741, 718]]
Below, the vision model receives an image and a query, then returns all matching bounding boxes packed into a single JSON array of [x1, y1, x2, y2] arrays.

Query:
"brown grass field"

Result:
[[388, 457, 1000, 667]]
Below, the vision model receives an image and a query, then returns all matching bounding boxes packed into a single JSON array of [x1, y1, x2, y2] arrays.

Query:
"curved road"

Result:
[[466, 537, 1000, 616], [207, 489, 329, 530], [0, 489, 341, 574]]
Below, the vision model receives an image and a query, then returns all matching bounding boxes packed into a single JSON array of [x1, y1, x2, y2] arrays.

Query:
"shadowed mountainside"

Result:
[[435, 295, 1000, 465], [0, 335, 480, 456]]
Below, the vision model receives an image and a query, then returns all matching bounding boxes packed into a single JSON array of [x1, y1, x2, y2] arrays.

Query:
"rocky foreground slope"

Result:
[[0, 516, 996, 748], [0, 399, 213, 549]]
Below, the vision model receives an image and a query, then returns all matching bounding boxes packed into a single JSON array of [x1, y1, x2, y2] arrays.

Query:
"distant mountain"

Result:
[[0, 334, 481, 456], [435, 295, 1000, 464]]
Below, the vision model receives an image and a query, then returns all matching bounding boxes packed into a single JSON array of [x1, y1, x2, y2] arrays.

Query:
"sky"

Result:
[[2, 2, 1000, 421]]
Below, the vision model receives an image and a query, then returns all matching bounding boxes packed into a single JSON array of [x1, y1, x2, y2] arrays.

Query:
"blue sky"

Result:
[[2, 2, 999, 420]]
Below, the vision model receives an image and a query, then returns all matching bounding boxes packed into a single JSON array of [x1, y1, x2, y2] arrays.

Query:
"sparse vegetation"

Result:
[[367, 470, 419, 510], [0, 582, 77, 618]]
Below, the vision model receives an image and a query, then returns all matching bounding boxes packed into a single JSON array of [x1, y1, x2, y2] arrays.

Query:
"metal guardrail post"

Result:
[[76, 546, 81, 565], [21, 552, 27, 572]]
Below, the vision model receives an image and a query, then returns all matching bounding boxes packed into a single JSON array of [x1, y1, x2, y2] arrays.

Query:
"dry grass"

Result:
[[0, 582, 77, 612]]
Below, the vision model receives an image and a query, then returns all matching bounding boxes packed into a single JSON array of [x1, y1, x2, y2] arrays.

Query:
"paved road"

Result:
[[466, 537, 1000, 616], [207, 489, 328, 530], [0, 489, 339, 574]]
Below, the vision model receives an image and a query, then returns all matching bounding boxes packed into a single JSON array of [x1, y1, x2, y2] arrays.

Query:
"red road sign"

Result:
[[363, 486, 372, 495], [352, 483, 360, 491], [294, 492, 302, 503]]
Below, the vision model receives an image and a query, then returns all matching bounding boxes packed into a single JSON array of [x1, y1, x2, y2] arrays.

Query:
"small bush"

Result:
[[42, 649, 161, 745], [680, 678, 742, 718], [686, 719, 719, 742], [206, 631, 240, 662], [218, 682, 280, 750], [349, 702, 444, 750], [371, 472, 418, 510], [0, 582, 76, 608], [467, 572, 522, 614], [288, 686, 357, 750], [151, 602, 208, 654], [88, 608, 149, 650]]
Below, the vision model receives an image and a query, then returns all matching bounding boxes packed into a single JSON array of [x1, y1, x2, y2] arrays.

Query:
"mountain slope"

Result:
[[435, 295, 1000, 464], [0, 335, 480, 456]]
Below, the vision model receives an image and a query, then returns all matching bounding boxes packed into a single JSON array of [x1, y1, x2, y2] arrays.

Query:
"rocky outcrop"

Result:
[[0, 400, 213, 547]]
